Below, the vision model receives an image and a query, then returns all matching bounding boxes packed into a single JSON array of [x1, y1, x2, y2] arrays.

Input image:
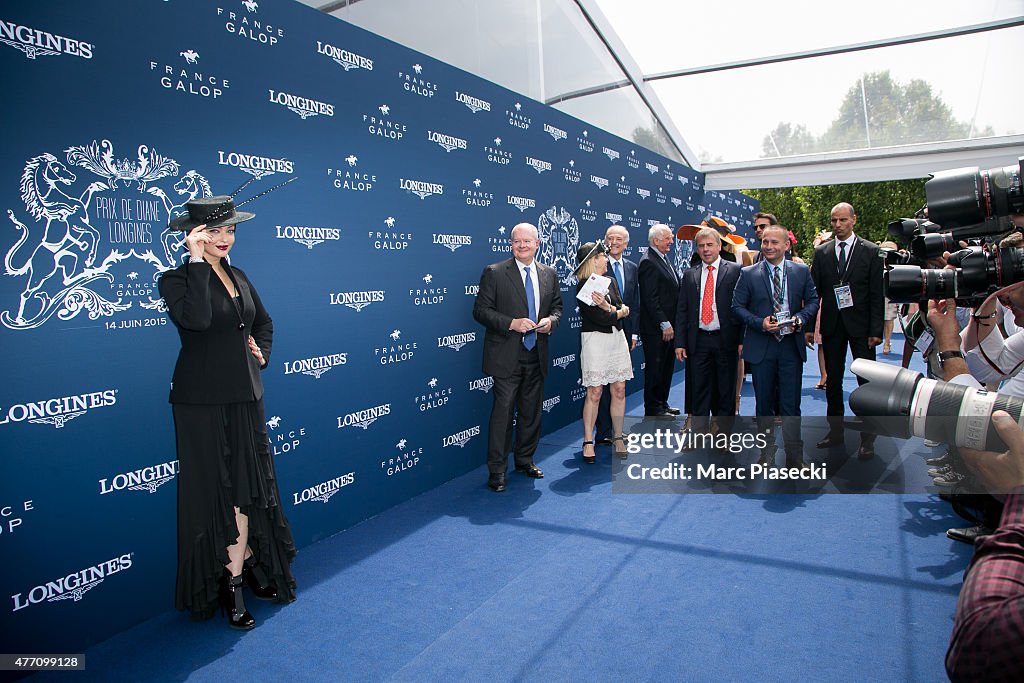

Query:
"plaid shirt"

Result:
[[946, 490, 1024, 681]]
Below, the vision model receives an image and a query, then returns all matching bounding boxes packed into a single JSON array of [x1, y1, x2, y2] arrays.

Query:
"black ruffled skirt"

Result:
[[172, 399, 296, 619]]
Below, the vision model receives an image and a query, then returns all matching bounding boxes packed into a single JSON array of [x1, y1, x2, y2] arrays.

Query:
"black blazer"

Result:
[[674, 259, 743, 352], [637, 249, 679, 336], [811, 236, 883, 339], [576, 277, 624, 333], [607, 256, 639, 338], [159, 261, 272, 404], [473, 258, 563, 379]]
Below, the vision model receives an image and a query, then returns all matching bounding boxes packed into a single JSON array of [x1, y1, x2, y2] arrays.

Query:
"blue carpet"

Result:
[[31, 335, 971, 682]]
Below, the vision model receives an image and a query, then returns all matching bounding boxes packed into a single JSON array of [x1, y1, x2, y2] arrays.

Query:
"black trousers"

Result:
[[690, 331, 738, 429], [823, 322, 875, 445], [487, 346, 544, 475], [641, 333, 676, 414]]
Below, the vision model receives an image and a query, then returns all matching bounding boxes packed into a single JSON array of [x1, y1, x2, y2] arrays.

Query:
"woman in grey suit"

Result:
[[159, 195, 296, 630]]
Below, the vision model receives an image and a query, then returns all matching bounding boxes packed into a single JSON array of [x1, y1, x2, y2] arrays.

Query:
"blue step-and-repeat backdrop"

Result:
[[0, 0, 757, 652]]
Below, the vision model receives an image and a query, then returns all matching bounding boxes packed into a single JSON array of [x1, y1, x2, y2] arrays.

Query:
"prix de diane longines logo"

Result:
[[215, 3, 284, 47], [537, 206, 580, 287], [2, 140, 293, 330], [11, 553, 133, 613], [0, 18, 93, 60], [1, 389, 117, 428]]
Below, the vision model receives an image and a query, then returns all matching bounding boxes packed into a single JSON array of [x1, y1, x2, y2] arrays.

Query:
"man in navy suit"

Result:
[[675, 227, 742, 433], [596, 224, 639, 443], [473, 223, 563, 492], [733, 225, 820, 466], [638, 224, 680, 417]]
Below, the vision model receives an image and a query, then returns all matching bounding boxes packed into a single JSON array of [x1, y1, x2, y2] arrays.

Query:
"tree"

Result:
[[762, 122, 818, 157]]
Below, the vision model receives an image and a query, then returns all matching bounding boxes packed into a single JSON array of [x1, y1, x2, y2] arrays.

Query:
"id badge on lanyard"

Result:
[[834, 284, 853, 309]]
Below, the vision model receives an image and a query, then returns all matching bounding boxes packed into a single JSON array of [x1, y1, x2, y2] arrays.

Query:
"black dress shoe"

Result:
[[242, 556, 279, 601], [664, 406, 681, 415], [515, 464, 544, 478], [487, 474, 507, 492], [857, 445, 875, 460], [946, 525, 992, 545], [816, 435, 844, 449], [645, 410, 674, 418]]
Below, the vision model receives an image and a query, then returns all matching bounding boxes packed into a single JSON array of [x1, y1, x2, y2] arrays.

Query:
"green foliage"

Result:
[[746, 179, 927, 257]]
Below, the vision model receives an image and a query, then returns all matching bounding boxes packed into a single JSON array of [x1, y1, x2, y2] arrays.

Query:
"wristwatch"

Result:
[[937, 350, 965, 367]]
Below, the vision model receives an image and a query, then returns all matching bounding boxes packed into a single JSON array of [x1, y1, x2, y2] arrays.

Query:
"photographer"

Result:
[[944, 410, 1024, 682]]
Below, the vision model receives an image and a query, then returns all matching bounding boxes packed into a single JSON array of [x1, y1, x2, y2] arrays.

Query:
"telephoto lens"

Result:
[[849, 359, 1024, 451], [926, 157, 1024, 228], [883, 265, 958, 303]]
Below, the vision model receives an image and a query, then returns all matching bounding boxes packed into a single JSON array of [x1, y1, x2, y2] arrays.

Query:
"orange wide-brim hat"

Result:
[[676, 215, 747, 250]]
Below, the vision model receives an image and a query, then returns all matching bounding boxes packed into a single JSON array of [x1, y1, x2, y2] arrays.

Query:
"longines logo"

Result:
[[427, 130, 467, 153], [646, 162, 660, 174], [636, 187, 651, 200], [220, 150, 294, 178], [283, 352, 348, 379], [469, 376, 494, 393], [415, 378, 452, 412], [484, 137, 511, 166], [410, 274, 446, 305], [376, 330, 417, 365], [465, 284, 480, 295], [316, 40, 373, 71], [602, 146, 620, 162], [677, 173, 690, 187], [292, 472, 354, 505], [275, 224, 341, 249], [590, 175, 608, 190], [605, 212, 623, 223], [577, 130, 594, 152], [627, 151, 640, 170], [538, 207, 580, 286], [616, 176, 631, 195], [400, 178, 444, 200], [463, 179, 493, 207], [438, 331, 476, 352], [433, 233, 472, 252], [384, 439, 424, 476], [151, 51, 230, 99], [542, 396, 561, 413], [455, 90, 491, 113], [563, 160, 581, 183], [526, 157, 551, 174], [329, 155, 375, 192], [398, 64, 437, 97], [268, 88, 334, 119], [580, 200, 597, 222], [11, 553, 133, 612], [99, 460, 178, 495], [442, 425, 480, 449], [1, 389, 117, 428], [544, 124, 567, 141], [363, 104, 406, 141], [506, 102, 531, 130], [267, 414, 305, 456], [552, 353, 576, 370], [216, 5, 284, 46], [337, 403, 391, 430], [671, 197, 682, 207], [370, 216, 411, 251], [329, 290, 385, 312], [0, 18, 93, 59], [508, 195, 536, 213]]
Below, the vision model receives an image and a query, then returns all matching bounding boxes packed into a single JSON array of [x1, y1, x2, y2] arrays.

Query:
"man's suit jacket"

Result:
[[732, 260, 819, 364], [638, 249, 679, 336], [675, 259, 743, 352], [608, 257, 639, 339], [473, 258, 562, 379], [159, 261, 272, 405], [811, 236, 883, 339]]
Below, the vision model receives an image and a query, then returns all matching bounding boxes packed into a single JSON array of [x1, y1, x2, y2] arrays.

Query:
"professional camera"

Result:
[[878, 246, 923, 268], [884, 244, 1024, 305], [887, 216, 1010, 260], [849, 359, 1024, 452], [925, 157, 1024, 228]]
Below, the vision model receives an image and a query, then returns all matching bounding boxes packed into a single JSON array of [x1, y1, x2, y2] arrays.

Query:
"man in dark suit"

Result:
[[596, 224, 639, 443], [733, 225, 820, 466], [473, 223, 563, 492], [808, 202, 883, 459], [638, 224, 679, 417], [675, 227, 742, 433]]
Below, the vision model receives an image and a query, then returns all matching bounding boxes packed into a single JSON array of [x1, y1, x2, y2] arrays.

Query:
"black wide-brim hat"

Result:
[[168, 195, 256, 232], [572, 240, 607, 277]]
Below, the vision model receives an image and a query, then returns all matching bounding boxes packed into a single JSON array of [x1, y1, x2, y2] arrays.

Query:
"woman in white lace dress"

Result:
[[575, 241, 634, 462]]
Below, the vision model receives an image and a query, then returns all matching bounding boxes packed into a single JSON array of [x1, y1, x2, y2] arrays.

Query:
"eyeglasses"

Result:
[[754, 223, 771, 230]]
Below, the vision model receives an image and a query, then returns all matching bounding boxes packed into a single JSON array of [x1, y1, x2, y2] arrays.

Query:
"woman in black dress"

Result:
[[159, 195, 296, 629]]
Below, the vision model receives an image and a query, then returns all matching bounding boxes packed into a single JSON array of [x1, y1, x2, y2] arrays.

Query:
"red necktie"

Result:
[[701, 264, 714, 325]]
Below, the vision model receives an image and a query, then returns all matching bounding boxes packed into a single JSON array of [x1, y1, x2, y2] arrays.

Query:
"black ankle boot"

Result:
[[243, 556, 278, 601], [222, 571, 256, 630]]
